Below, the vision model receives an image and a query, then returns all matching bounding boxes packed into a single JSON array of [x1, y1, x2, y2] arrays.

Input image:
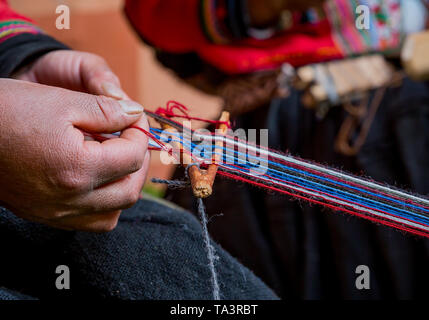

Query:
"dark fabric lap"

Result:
[[0, 198, 277, 300]]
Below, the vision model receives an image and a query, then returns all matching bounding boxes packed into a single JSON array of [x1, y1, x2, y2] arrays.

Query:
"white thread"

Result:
[[196, 133, 429, 206]]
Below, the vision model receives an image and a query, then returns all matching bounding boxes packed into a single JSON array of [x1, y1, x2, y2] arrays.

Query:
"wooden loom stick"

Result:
[[159, 111, 230, 199], [194, 111, 230, 198]]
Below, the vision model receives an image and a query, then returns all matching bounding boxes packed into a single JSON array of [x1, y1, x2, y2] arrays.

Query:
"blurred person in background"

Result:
[[125, 0, 429, 299]]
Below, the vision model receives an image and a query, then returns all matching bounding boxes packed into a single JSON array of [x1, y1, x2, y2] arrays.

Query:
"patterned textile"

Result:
[[0, 0, 42, 44], [126, 0, 414, 74]]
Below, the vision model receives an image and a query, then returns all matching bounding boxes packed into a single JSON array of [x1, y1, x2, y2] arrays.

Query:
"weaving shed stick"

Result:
[[156, 111, 230, 300], [158, 111, 230, 198]]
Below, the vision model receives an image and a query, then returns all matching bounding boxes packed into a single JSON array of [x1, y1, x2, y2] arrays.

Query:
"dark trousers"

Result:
[[0, 197, 277, 300]]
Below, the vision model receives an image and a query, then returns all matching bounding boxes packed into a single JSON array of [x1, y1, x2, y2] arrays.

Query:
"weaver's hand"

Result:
[[14, 50, 128, 99], [0, 79, 150, 232]]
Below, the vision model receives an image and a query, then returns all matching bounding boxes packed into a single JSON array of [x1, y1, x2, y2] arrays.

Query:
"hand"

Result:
[[14, 50, 128, 99], [0, 79, 150, 232]]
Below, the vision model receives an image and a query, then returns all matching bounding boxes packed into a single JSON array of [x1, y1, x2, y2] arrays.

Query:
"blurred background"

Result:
[[9, 0, 222, 195]]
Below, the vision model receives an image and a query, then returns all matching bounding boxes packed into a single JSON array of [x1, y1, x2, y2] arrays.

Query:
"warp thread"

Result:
[[156, 101, 231, 128], [198, 198, 221, 300], [146, 124, 429, 238], [150, 163, 221, 300], [150, 163, 201, 189], [151, 178, 190, 190], [186, 162, 221, 300]]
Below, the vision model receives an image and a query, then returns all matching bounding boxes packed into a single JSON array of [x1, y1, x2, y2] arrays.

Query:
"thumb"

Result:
[[71, 95, 144, 133]]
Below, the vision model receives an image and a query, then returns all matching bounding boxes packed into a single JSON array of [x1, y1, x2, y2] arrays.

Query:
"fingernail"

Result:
[[101, 82, 126, 100], [119, 100, 144, 115]]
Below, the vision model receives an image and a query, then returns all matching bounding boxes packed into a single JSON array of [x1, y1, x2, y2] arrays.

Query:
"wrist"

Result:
[[0, 33, 68, 78]]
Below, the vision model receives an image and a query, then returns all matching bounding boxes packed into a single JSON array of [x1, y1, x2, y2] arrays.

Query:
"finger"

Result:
[[119, 110, 151, 143], [82, 112, 150, 187], [71, 94, 144, 133], [69, 152, 149, 214], [84, 136, 148, 189], [53, 211, 122, 233], [21, 50, 129, 100], [80, 56, 130, 100], [8, 207, 121, 233]]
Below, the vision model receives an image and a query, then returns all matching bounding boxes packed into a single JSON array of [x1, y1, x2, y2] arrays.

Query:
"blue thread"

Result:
[[151, 128, 429, 214], [149, 129, 429, 227]]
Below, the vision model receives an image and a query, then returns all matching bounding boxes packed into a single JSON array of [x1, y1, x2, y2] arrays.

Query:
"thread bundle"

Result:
[[143, 113, 429, 239]]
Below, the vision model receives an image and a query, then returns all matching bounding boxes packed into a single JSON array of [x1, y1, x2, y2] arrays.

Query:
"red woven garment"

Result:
[[124, 0, 344, 74], [124, 0, 408, 74]]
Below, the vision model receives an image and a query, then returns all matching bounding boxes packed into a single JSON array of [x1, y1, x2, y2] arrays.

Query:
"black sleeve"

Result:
[[0, 33, 69, 78]]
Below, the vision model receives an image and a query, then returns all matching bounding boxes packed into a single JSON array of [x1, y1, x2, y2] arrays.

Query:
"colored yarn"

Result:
[[150, 161, 220, 299], [155, 101, 231, 128], [0, 19, 41, 44], [151, 178, 190, 189], [100, 107, 429, 238], [140, 110, 429, 238]]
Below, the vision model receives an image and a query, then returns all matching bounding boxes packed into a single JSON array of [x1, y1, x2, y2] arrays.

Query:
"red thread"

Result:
[[217, 162, 429, 230], [218, 171, 429, 239], [176, 118, 429, 210], [269, 155, 429, 210], [155, 100, 231, 128], [129, 125, 169, 152], [85, 109, 429, 238]]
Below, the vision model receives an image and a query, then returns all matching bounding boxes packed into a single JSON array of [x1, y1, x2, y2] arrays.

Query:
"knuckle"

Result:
[[49, 209, 74, 220], [48, 209, 65, 219], [94, 95, 124, 126], [124, 188, 141, 208], [110, 73, 120, 84], [84, 52, 106, 65], [54, 170, 90, 193], [94, 54, 107, 66], [94, 94, 111, 109], [87, 55, 116, 78], [103, 70, 119, 84], [50, 212, 65, 219], [53, 91, 77, 117], [130, 150, 145, 173], [97, 213, 120, 233], [104, 219, 119, 232], [140, 113, 150, 130]]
